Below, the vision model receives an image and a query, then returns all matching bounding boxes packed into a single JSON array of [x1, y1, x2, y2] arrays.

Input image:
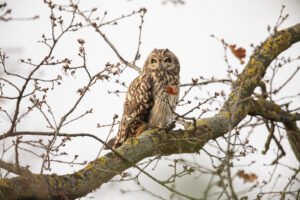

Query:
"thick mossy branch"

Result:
[[248, 98, 300, 162], [0, 23, 300, 200], [221, 23, 300, 126], [248, 98, 300, 123]]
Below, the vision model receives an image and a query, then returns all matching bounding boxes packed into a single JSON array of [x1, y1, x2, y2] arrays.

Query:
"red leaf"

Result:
[[237, 170, 258, 183], [165, 86, 179, 95], [229, 44, 246, 64]]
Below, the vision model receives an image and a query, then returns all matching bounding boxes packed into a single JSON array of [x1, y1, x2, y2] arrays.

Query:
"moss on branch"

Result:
[[248, 98, 300, 123], [248, 98, 300, 162]]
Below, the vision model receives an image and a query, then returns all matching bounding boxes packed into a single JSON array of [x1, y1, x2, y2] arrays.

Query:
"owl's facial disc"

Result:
[[145, 50, 178, 72]]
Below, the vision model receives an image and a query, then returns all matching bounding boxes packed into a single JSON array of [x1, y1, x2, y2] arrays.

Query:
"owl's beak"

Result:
[[159, 63, 164, 70]]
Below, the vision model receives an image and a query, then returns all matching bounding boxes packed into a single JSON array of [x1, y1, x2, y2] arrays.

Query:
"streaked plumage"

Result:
[[113, 49, 180, 148]]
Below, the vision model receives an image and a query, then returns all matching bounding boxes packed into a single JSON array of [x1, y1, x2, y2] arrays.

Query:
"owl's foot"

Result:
[[156, 121, 176, 132], [135, 123, 147, 137], [148, 121, 176, 132], [164, 121, 176, 131]]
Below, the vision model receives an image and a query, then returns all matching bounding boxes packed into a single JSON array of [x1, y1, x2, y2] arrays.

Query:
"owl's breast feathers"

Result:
[[148, 71, 180, 128]]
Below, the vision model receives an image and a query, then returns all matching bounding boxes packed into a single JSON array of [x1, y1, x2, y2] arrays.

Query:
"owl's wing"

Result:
[[114, 73, 154, 148]]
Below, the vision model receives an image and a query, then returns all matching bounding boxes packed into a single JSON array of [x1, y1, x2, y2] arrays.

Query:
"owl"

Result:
[[113, 48, 180, 148]]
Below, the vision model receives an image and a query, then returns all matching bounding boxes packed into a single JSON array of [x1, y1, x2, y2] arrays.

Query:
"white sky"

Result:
[[1, 0, 300, 199]]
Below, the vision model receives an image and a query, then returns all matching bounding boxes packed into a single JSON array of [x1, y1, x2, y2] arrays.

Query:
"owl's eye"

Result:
[[151, 58, 157, 63], [164, 57, 171, 63]]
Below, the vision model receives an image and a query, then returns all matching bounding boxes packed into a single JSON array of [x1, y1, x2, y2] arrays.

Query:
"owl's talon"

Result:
[[135, 123, 147, 137], [164, 121, 176, 131], [151, 121, 176, 132]]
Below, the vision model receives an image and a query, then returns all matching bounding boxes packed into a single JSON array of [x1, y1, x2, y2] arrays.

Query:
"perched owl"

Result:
[[112, 48, 180, 148]]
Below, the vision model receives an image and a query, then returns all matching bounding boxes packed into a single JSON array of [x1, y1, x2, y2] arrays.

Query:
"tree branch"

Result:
[[248, 98, 300, 162], [248, 98, 300, 123], [0, 160, 31, 176]]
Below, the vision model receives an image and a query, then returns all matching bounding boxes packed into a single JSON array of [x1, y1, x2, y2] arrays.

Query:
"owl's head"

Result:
[[143, 49, 180, 74]]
